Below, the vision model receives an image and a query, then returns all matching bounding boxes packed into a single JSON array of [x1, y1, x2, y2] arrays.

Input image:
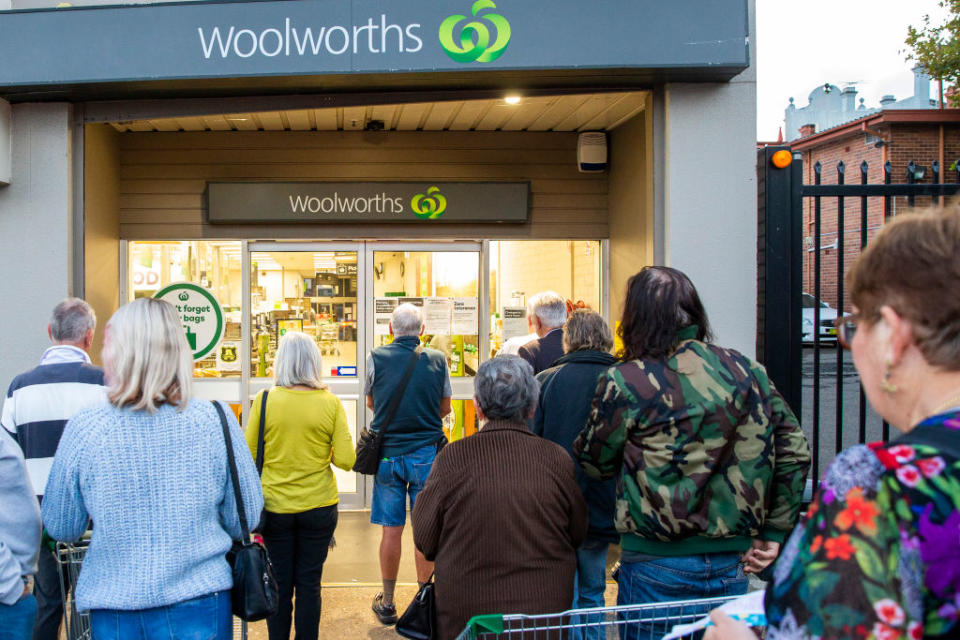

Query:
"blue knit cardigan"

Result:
[[42, 399, 263, 612]]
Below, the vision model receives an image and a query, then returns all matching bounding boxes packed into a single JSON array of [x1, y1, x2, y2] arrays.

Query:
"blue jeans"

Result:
[[616, 553, 747, 640], [89, 591, 231, 640], [0, 593, 36, 640], [370, 443, 438, 527], [571, 541, 609, 640]]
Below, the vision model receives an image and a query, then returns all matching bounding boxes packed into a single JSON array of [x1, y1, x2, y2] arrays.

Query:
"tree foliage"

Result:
[[905, 0, 960, 103]]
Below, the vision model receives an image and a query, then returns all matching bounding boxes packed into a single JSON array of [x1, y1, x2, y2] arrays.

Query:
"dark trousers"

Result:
[[32, 549, 65, 640], [262, 505, 338, 640]]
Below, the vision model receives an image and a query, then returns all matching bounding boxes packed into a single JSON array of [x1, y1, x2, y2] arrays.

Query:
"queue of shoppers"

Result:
[[1, 206, 957, 640]]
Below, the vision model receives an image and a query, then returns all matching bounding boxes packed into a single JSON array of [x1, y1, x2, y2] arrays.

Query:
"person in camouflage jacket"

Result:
[[573, 267, 810, 636]]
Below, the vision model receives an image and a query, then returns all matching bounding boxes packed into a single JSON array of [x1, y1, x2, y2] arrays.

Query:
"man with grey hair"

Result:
[[1, 298, 106, 640], [517, 291, 568, 374], [412, 356, 587, 639], [364, 303, 451, 625]]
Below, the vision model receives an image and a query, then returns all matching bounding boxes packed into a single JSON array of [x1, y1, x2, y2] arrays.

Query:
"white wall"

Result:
[[0, 99, 10, 185], [0, 103, 73, 392], [663, 0, 757, 357]]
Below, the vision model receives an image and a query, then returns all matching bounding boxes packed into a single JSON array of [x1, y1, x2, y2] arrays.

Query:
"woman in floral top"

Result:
[[709, 208, 960, 640]]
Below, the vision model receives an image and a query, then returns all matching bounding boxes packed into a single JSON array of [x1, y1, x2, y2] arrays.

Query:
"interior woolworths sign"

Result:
[[154, 283, 225, 360], [206, 181, 529, 224]]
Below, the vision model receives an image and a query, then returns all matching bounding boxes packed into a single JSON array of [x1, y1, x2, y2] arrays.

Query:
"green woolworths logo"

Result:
[[439, 0, 511, 64], [411, 186, 447, 219]]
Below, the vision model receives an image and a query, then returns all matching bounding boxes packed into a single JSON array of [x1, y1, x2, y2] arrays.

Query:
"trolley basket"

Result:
[[55, 541, 91, 640], [455, 595, 742, 639], [55, 541, 249, 640]]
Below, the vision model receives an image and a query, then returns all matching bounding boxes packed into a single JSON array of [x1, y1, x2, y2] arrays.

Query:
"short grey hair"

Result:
[[391, 303, 424, 337], [563, 309, 613, 353], [528, 291, 567, 329], [50, 298, 96, 343], [274, 331, 325, 389], [475, 356, 539, 423]]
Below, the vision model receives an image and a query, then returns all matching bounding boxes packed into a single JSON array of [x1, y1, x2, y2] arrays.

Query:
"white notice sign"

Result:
[[423, 297, 452, 335], [502, 306, 528, 340], [374, 298, 398, 336], [452, 298, 478, 335]]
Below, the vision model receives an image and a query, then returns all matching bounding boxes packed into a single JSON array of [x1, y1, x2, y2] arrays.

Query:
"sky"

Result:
[[756, 0, 951, 140]]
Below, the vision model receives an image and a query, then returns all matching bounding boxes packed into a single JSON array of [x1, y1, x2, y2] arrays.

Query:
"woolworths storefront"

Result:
[[0, 0, 757, 507]]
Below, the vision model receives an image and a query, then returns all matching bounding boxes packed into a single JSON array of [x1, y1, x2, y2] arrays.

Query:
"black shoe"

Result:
[[372, 592, 398, 625]]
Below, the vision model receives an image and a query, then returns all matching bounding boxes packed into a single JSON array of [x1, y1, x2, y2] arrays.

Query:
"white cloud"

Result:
[[757, 0, 950, 140]]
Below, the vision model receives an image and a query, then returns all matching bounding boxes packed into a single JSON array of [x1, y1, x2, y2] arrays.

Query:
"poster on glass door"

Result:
[[374, 298, 398, 336]]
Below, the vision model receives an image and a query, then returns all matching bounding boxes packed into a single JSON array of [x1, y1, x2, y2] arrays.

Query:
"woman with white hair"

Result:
[[41, 298, 263, 640], [245, 331, 355, 640], [413, 356, 587, 639]]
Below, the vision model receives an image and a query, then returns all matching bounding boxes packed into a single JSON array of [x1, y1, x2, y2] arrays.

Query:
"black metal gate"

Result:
[[757, 146, 960, 483]]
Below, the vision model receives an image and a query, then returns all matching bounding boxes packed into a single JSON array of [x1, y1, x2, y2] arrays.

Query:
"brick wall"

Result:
[[795, 121, 960, 312]]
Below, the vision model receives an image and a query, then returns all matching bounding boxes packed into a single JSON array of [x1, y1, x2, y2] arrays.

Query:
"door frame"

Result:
[[245, 240, 368, 509]]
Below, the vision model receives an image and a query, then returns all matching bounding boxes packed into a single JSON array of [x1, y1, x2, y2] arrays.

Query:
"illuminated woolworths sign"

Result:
[[206, 182, 529, 224], [0, 0, 749, 87]]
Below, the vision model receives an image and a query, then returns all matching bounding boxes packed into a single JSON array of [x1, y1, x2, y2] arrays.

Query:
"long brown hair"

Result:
[[618, 266, 712, 361]]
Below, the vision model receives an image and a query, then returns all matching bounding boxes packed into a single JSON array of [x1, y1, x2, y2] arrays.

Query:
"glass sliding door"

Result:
[[247, 242, 366, 509], [367, 243, 482, 448]]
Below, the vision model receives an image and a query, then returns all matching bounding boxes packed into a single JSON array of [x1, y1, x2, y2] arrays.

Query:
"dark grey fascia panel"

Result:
[[0, 0, 749, 94], [206, 181, 530, 224]]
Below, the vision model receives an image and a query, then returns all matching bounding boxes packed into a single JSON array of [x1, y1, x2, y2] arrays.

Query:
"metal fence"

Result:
[[758, 147, 960, 483]]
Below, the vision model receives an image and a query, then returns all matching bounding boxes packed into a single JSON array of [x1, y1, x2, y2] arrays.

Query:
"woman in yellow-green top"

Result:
[[245, 331, 356, 640]]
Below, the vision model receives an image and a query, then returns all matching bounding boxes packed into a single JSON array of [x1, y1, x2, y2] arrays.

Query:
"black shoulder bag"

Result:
[[212, 401, 279, 621], [396, 572, 436, 640], [255, 390, 268, 475], [251, 390, 269, 533], [353, 347, 422, 475]]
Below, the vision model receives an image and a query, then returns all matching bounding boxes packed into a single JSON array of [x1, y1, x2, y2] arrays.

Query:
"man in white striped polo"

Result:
[[0, 298, 106, 640]]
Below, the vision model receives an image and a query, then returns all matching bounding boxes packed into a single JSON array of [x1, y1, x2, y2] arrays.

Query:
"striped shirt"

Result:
[[1, 345, 106, 495]]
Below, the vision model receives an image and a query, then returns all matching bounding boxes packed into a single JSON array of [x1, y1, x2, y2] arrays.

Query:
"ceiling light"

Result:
[[504, 95, 522, 105]]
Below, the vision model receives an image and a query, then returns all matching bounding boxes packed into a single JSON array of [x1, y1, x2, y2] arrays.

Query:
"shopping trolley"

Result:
[[56, 541, 91, 640], [456, 595, 743, 639], [55, 541, 248, 640]]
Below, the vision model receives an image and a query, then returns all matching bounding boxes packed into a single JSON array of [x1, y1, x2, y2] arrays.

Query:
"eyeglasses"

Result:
[[833, 315, 859, 350]]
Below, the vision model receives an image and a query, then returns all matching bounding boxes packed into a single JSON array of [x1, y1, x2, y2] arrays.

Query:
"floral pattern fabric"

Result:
[[766, 410, 960, 639]]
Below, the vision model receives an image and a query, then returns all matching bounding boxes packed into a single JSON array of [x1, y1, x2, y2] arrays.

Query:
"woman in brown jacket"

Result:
[[413, 355, 588, 640]]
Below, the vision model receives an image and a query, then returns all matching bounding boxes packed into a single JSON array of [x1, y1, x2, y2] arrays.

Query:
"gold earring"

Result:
[[880, 360, 898, 394]]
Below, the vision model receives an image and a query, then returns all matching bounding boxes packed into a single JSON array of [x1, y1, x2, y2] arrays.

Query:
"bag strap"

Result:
[[213, 401, 250, 543], [255, 390, 268, 476], [377, 346, 422, 438]]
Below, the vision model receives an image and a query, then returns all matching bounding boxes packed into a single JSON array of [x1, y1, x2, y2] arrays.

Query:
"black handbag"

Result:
[[353, 347, 422, 475], [213, 401, 280, 622], [395, 574, 436, 640]]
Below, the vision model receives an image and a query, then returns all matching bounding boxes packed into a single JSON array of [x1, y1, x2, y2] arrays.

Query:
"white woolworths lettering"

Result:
[[259, 28, 284, 57], [288, 193, 407, 215], [233, 29, 258, 58], [197, 18, 422, 59]]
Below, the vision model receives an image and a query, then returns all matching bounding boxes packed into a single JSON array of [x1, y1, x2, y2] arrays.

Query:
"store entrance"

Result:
[[122, 238, 604, 509], [246, 241, 481, 509]]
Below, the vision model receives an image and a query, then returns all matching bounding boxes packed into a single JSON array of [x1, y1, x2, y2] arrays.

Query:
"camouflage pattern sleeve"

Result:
[[574, 367, 632, 482], [752, 363, 811, 540]]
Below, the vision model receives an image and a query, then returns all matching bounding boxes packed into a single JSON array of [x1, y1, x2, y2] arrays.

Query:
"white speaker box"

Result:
[[577, 131, 607, 173]]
